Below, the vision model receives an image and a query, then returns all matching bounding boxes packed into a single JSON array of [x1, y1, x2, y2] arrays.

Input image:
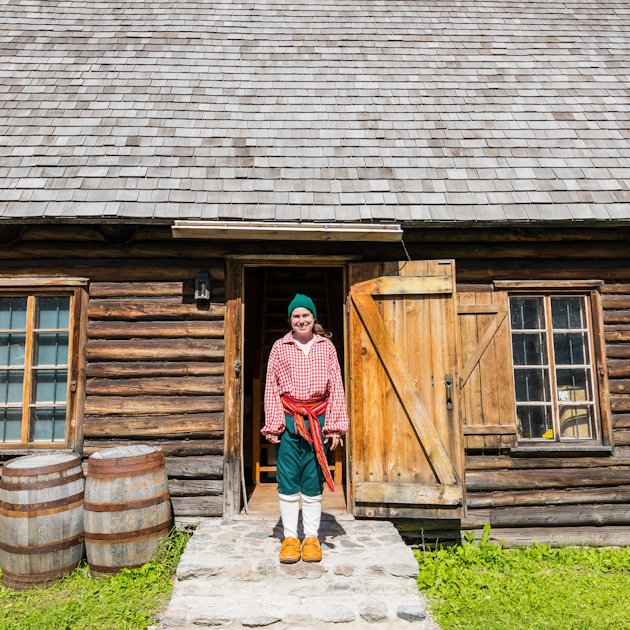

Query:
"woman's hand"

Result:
[[326, 435, 343, 451], [266, 434, 280, 444]]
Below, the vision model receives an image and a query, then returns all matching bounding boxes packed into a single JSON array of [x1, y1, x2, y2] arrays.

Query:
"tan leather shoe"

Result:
[[301, 536, 322, 562], [279, 537, 301, 564]]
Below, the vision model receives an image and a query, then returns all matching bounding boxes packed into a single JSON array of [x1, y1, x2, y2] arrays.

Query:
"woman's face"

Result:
[[290, 307, 315, 337]]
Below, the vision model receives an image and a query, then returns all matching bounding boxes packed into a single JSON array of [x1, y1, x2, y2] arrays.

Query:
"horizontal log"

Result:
[[407, 229, 628, 244], [463, 424, 517, 436], [613, 414, 630, 429], [467, 485, 630, 508], [609, 379, 630, 394], [84, 413, 224, 439], [86, 361, 225, 378], [354, 482, 462, 506], [84, 395, 223, 416], [168, 479, 224, 497], [605, 330, 630, 343], [488, 504, 630, 528], [465, 455, 630, 470], [88, 299, 225, 321], [90, 282, 190, 298], [165, 455, 223, 479], [602, 295, 630, 309], [611, 395, 630, 413], [352, 505, 462, 520], [615, 430, 630, 446], [88, 320, 225, 339], [466, 468, 630, 491], [170, 496, 223, 517], [602, 283, 630, 294], [86, 339, 224, 362], [83, 439, 223, 457], [471, 525, 630, 548], [605, 345, 630, 359], [0, 259, 224, 282], [604, 310, 630, 325], [86, 376, 224, 397], [607, 360, 630, 379]]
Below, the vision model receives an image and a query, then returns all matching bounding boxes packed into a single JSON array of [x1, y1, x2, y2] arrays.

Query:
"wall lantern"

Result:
[[194, 272, 211, 302]]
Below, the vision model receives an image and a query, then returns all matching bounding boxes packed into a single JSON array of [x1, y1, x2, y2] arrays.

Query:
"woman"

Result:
[[262, 293, 349, 564]]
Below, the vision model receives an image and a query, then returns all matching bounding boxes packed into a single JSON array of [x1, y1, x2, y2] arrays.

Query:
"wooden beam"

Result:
[[87, 320, 224, 339], [86, 339, 224, 361], [86, 361, 224, 378], [165, 455, 223, 479], [86, 376, 224, 396], [84, 395, 223, 416], [354, 482, 462, 506], [88, 299, 225, 321], [463, 424, 517, 436]]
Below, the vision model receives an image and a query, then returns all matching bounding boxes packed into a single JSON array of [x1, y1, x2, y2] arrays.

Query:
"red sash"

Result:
[[280, 395, 335, 493]]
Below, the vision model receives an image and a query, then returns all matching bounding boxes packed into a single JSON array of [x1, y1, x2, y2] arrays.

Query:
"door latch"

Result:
[[445, 373, 453, 411]]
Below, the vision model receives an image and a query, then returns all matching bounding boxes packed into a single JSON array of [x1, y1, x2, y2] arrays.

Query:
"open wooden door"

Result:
[[347, 260, 464, 519]]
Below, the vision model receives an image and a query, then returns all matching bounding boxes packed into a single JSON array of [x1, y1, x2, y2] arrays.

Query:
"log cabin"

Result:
[[1, 0, 629, 546]]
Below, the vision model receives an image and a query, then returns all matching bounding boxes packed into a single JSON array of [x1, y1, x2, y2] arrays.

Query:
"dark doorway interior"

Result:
[[242, 265, 346, 505]]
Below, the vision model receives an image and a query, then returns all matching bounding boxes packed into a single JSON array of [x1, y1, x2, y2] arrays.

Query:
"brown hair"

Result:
[[314, 320, 333, 339]]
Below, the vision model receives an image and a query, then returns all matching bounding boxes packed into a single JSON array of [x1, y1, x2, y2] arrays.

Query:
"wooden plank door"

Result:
[[347, 260, 463, 518]]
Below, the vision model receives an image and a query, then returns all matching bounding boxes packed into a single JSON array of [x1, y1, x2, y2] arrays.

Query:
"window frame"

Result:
[[0, 278, 88, 451], [494, 280, 613, 452]]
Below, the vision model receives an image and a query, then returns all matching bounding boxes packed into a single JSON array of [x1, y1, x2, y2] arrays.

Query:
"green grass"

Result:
[[415, 526, 630, 630], [0, 527, 191, 630]]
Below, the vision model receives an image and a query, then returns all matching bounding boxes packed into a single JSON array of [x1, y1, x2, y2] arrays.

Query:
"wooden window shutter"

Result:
[[457, 286, 518, 449]]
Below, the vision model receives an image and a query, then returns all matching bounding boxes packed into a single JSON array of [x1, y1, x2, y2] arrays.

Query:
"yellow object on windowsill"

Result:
[[542, 428, 554, 439]]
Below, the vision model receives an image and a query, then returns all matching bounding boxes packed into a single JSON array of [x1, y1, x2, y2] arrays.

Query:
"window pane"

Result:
[[514, 368, 550, 402], [31, 407, 66, 442], [0, 408, 22, 442], [554, 332, 588, 366], [35, 333, 69, 366], [0, 297, 27, 330], [517, 405, 553, 439], [512, 333, 547, 365], [36, 297, 70, 330], [33, 370, 68, 404], [551, 297, 585, 329], [0, 370, 24, 404], [510, 297, 544, 330], [0, 334, 26, 366], [556, 368, 592, 402], [559, 405, 594, 439]]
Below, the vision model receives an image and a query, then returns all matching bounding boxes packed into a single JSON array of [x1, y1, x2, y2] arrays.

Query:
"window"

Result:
[[1, 291, 79, 447], [509, 295, 598, 443]]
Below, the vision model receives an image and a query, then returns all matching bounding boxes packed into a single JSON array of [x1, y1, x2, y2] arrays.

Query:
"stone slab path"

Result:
[[158, 513, 439, 629]]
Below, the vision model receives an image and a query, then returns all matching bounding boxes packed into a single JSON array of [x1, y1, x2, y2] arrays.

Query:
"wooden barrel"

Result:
[[84, 445, 172, 577], [0, 453, 85, 590]]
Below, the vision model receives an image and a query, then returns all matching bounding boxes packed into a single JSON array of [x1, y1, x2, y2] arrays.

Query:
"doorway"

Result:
[[242, 264, 347, 514]]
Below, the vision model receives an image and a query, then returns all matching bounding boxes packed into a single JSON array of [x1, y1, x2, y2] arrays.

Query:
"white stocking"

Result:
[[301, 493, 322, 539], [279, 493, 300, 539]]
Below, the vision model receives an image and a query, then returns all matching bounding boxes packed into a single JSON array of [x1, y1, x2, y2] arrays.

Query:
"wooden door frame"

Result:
[[223, 255, 353, 519]]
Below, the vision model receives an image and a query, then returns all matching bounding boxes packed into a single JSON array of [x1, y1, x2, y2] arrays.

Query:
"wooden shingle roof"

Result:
[[0, 0, 628, 223]]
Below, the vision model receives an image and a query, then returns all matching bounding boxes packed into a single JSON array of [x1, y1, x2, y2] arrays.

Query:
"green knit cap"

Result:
[[287, 293, 317, 318]]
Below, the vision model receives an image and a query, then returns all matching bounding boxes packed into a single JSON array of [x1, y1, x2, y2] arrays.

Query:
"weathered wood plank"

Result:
[[615, 429, 630, 446], [609, 379, 630, 394], [168, 479, 224, 497], [84, 413, 224, 438], [88, 320, 224, 339], [354, 482, 462, 506], [601, 283, 630, 294], [86, 339, 224, 361], [90, 282, 189, 298], [466, 468, 630, 491], [605, 345, 630, 360], [467, 485, 630, 508], [86, 376, 224, 396], [170, 496, 223, 517], [610, 395, 630, 412], [602, 295, 630, 309], [86, 362, 225, 378], [607, 360, 630, 379], [605, 330, 630, 343], [613, 414, 630, 429], [88, 299, 225, 320], [465, 455, 630, 470], [604, 310, 630, 325], [84, 395, 223, 416], [463, 425, 518, 435], [83, 439, 223, 457], [165, 456, 223, 479], [487, 504, 630, 527]]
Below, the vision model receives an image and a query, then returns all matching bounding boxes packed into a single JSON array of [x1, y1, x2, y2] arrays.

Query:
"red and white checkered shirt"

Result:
[[263, 332, 349, 438]]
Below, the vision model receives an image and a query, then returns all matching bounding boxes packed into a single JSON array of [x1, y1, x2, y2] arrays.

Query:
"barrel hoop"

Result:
[[88, 451, 164, 474], [0, 492, 84, 517], [87, 463, 165, 479], [84, 490, 169, 512], [0, 469, 84, 491], [2, 562, 79, 583], [2, 456, 82, 477], [89, 561, 145, 574], [85, 519, 172, 543], [0, 533, 84, 555]]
